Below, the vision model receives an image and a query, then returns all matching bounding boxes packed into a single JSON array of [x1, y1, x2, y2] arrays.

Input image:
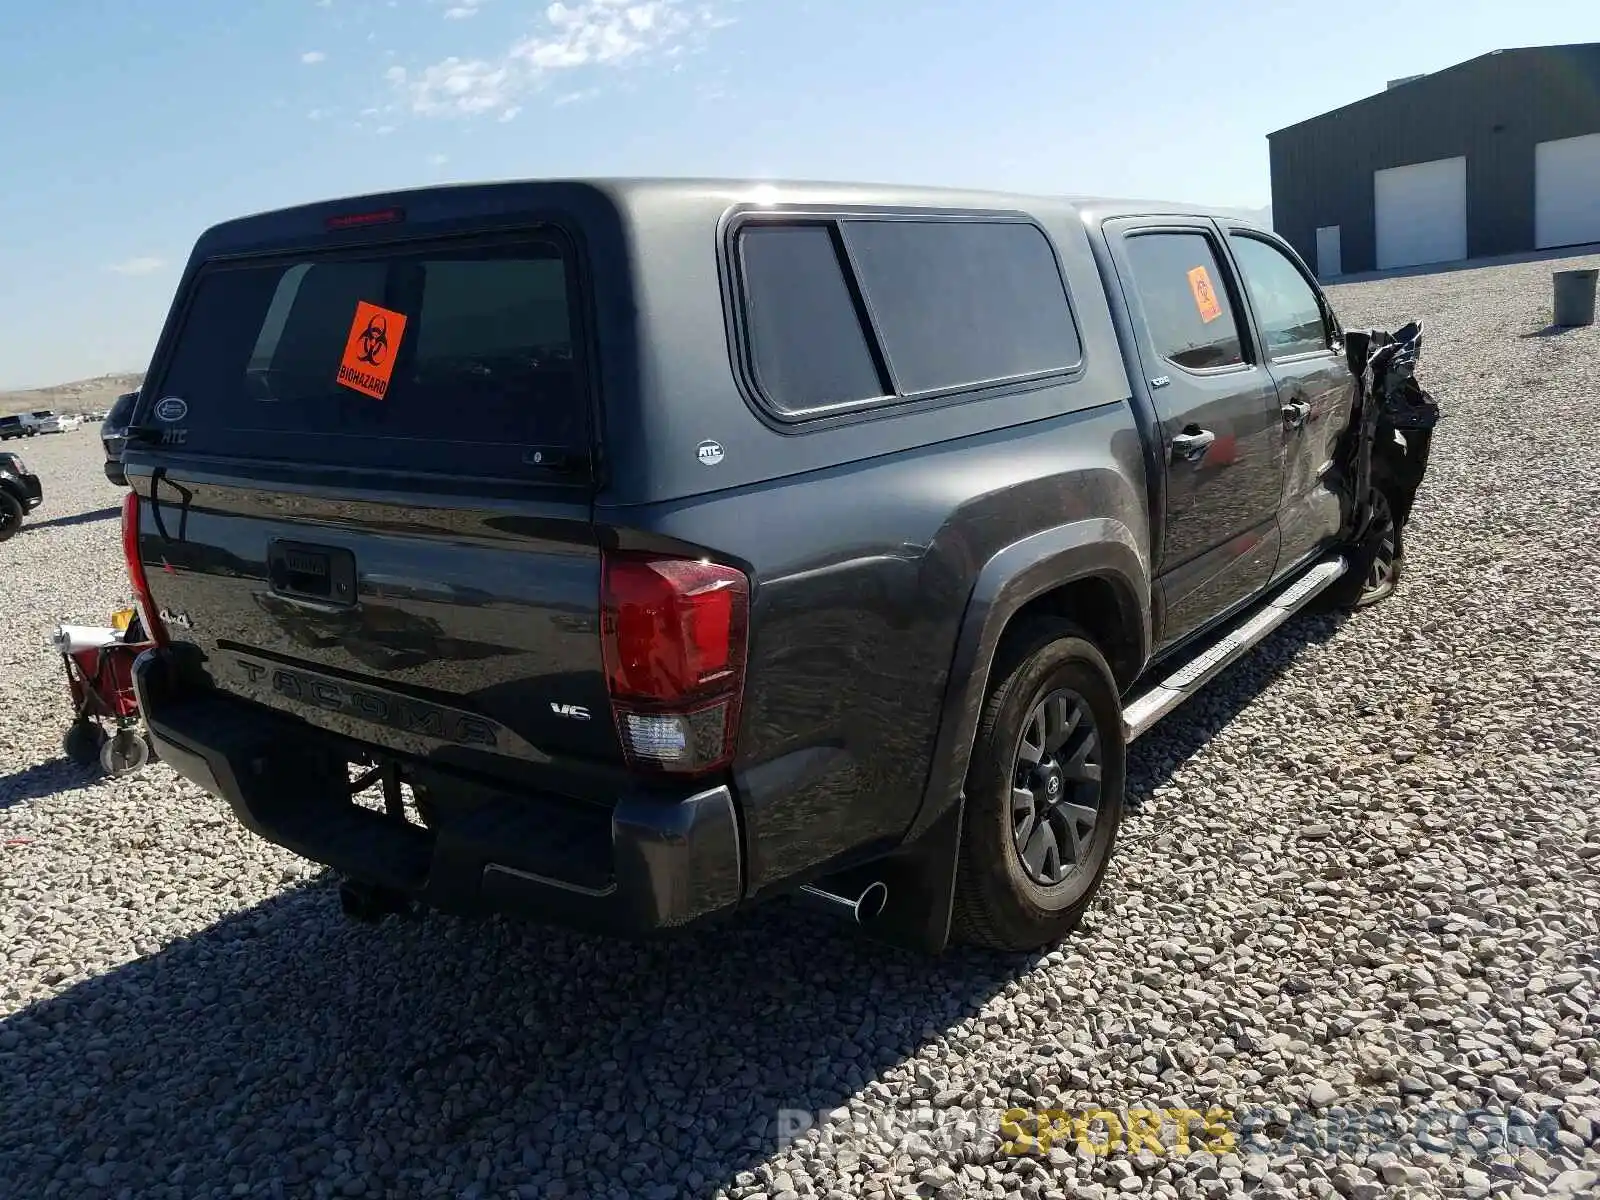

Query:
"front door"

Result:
[[1222, 228, 1356, 575], [1106, 221, 1288, 652]]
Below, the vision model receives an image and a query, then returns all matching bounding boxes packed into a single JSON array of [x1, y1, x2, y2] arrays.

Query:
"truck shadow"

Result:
[[0, 611, 1349, 1197], [20, 505, 121, 533]]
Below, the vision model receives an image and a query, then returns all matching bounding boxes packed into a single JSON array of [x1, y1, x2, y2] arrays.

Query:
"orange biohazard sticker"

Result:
[[337, 300, 408, 400], [1187, 266, 1224, 324]]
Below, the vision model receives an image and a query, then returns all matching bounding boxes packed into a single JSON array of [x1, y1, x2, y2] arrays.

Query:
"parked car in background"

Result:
[[0, 451, 43, 540], [101, 391, 139, 486], [28, 410, 80, 434], [123, 178, 1438, 954]]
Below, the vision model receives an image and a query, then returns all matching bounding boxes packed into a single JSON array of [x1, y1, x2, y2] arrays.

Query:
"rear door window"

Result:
[[151, 236, 588, 478], [1121, 232, 1248, 371]]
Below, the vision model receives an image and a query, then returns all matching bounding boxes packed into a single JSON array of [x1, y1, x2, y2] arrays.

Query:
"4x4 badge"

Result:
[[696, 439, 725, 466]]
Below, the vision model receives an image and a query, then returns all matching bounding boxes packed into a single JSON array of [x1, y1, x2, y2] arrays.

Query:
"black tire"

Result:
[[951, 619, 1127, 952], [63, 720, 107, 766], [1324, 484, 1403, 611], [0, 490, 24, 542]]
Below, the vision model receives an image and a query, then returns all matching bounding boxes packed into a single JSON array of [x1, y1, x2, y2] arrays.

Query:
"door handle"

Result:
[[1281, 401, 1311, 429], [1170, 428, 1216, 463]]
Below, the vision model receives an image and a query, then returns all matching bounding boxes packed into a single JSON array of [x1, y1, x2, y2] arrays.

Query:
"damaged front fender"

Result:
[[1336, 320, 1443, 541]]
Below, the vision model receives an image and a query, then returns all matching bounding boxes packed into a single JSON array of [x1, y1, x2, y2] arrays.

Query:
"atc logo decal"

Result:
[[336, 301, 408, 400]]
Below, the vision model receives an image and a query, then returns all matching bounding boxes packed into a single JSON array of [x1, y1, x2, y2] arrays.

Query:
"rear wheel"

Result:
[[0, 491, 24, 541], [952, 620, 1126, 952]]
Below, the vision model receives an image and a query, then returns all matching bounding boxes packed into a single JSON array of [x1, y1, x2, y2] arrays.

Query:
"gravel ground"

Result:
[[2, 251, 1599, 1200]]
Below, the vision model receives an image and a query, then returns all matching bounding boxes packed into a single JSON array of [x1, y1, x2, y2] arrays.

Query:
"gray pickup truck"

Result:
[[122, 179, 1437, 954]]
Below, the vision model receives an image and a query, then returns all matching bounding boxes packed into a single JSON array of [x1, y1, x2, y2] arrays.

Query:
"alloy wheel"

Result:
[[1363, 490, 1398, 597], [1011, 688, 1103, 887]]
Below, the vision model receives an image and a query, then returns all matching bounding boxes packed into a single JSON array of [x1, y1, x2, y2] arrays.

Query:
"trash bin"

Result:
[[1553, 268, 1598, 327]]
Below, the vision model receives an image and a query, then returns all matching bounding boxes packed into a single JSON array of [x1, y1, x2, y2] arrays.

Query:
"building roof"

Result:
[[1267, 42, 1600, 139]]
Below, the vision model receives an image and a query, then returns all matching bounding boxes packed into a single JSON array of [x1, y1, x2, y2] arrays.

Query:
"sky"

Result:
[[0, 0, 1595, 388]]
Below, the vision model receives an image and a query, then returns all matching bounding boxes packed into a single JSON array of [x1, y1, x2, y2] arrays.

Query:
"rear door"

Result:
[[1104, 219, 1287, 651], [1221, 227, 1354, 574], [127, 228, 625, 785]]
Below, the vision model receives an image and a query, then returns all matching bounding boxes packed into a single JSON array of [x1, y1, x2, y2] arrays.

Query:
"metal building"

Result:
[[1268, 43, 1600, 279]]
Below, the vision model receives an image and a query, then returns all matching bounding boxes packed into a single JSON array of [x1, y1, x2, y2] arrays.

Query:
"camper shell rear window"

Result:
[[146, 232, 591, 479]]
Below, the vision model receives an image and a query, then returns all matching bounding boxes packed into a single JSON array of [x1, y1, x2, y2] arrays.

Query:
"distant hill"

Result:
[[0, 372, 144, 418]]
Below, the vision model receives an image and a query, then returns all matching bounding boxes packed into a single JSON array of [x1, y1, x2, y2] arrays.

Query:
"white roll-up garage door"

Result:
[[1535, 133, 1600, 250], [1374, 156, 1468, 270]]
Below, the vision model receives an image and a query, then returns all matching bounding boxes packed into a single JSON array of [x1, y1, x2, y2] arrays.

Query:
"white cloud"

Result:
[[397, 0, 733, 118], [301, 50, 327, 64], [407, 57, 516, 115], [443, 0, 485, 16], [108, 257, 166, 277]]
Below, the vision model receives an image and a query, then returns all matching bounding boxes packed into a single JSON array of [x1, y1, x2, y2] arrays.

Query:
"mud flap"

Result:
[[806, 795, 967, 955]]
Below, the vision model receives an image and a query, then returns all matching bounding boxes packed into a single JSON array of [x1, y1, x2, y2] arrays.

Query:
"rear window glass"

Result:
[[842, 220, 1082, 395], [150, 237, 586, 477]]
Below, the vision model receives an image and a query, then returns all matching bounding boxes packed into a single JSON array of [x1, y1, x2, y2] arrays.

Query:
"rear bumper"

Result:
[[132, 649, 744, 935]]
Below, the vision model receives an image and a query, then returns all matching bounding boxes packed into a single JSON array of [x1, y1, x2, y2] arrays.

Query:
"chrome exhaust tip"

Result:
[[799, 880, 889, 925]]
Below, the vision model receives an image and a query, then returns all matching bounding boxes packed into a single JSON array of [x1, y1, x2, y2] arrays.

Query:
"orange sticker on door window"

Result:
[[337, 301, 408, 400], [1187, 266, 1224, 324]]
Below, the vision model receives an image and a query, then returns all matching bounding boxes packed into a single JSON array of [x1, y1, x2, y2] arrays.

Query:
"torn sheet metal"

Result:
[[1337, 321, 1443, 541]]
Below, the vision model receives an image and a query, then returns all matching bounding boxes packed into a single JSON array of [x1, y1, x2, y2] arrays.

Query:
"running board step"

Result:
[[1123, 556, 1348, 742]]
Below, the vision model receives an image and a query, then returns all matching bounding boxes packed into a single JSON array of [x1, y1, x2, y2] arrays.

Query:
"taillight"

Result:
[[121, 492, 168, 647], [601, 552, 750, 775]]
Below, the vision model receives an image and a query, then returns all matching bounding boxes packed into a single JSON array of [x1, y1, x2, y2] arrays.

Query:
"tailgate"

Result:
[[135, 479, 619, 776]]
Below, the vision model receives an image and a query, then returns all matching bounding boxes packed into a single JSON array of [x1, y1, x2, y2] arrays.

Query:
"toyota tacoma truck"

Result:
[[122, 179, 1437, 953]]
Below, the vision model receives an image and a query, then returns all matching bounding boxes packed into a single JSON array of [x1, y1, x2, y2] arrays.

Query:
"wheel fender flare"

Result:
[[906, 518, 1150, 843]]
